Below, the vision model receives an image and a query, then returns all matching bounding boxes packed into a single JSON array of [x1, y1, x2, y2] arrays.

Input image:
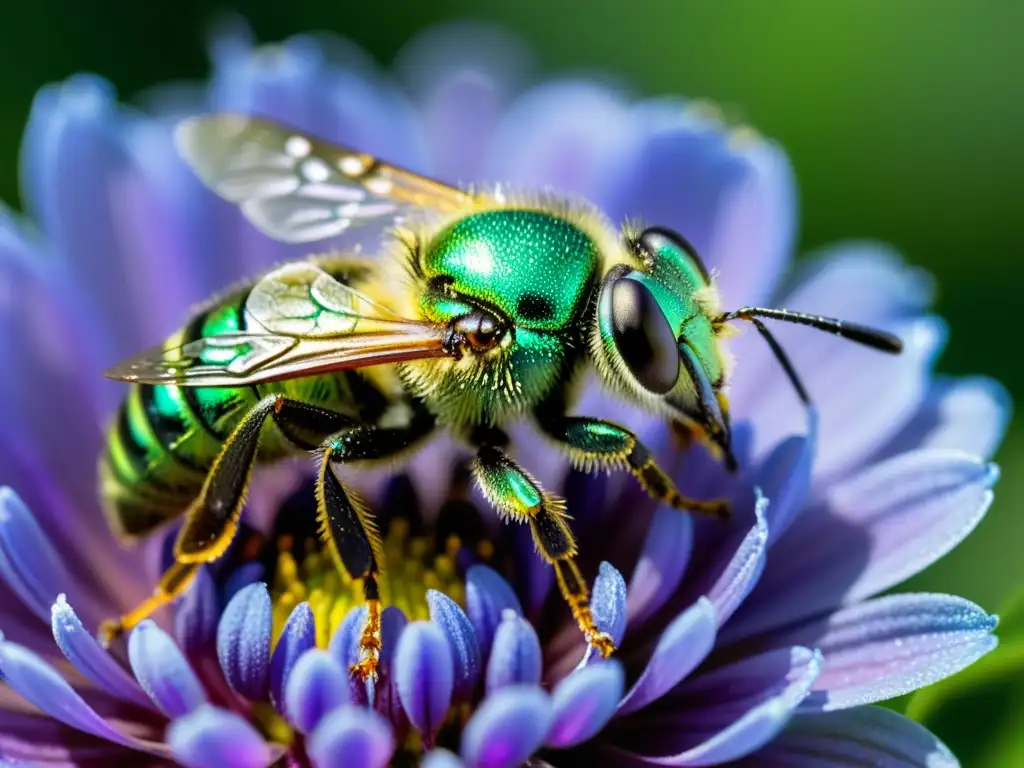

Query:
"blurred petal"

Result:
[[329, 605, 367, 668], [0, 640, 167, 753], [308, 705, 395, 768], [168, 704, 273, 768], [427, 590, 482, 704], [0, 487, 77, 622], [269, 602, 316, 711], [882, 375, 1011, 462], [422, 748, 465, 768], [284, 649, 351, 735], [605, 100, 796, 307], [216, 582, 272, 700], [51, 595, 152, 709], [175, 566, 219, 657], [460, 686, 552, 768], [627, 507, 693, 627], [486, 611, 542, 692], [547, 661, 624, 748], [775, 594, 998, 711], [220, 561, 265, 605], [128, 620, 207, 718], [616, 598, 716, 717], [621, 647, 821, 765], [0, 709, 145, 766], [486, 81, 639, 201], [745, 706, 958, 767], [465, 564, 523, 662], [395, 621, 453, 741], [592, 562, 628, 647], [726, 451, 997, 643], [755, 425, 816, 545]]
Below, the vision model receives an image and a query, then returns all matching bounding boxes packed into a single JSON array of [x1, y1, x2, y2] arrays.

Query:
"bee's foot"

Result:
[[587, 630, 617, 659], [670, 495, 731, 521], [97, 619, 125, 649], [349, 657, 379, 682]]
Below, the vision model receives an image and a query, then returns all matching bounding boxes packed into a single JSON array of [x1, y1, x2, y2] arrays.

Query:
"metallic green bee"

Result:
[[99, 114, 902, 678]]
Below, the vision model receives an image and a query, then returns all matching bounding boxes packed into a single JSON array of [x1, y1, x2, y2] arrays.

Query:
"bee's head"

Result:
[[593, 227, 737, 468]]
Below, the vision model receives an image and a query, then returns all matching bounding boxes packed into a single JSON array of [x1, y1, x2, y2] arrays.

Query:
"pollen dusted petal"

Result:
[[466, 564, 523, 662], [128, 620, 207, 718], [284, 649, 351, 735], [168, 704, 273, 768], [460, 685, 553, 768], [269, 601, 316, 711], [590, 562, 627, 648], [485, 611, 543, 693], [395, 620, 454, 741], [427, 589, 482, 704], [548, 660, 624, 748], [216, 582, 272, 701], [308, 705, 396, 768], [704, 491, 769, 627]]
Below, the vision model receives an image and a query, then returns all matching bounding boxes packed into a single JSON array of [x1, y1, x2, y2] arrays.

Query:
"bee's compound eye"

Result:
[[610, 276, 680, 394], [454, 310, 504, 352]]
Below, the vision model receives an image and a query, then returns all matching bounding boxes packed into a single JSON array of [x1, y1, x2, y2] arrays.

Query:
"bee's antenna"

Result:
[[717, 307, 903, 407]]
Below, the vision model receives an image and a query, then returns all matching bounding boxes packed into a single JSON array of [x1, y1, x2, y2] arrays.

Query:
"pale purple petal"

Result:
[[329, 605, 367, 669], [168, 704, 273, 768], [486, 611, 542, 692], [774, 593, 998, 711], [395, 620, 453, 741], [422, 748, 465, 768], [460, 685, 552, 768], [705, 491, 768, 626], [284, 649, 351, 735], [0, 640, 168, 753], [308, 705, 395, 768], [216, 582, 272, 700], [427, 590, 482, 704], [175, 565, 219, 658], [725, 450, 997, 643], [128, 620, 207, 718], [48, 594, 150, 710], [547, 660, 624, 748], [269, 602, 316, 711], [465, 564, 523, 662], [745, 706, 958, 767], [627, 506, 693, 627], [591, 561, 628, 647], [616, 597, 716, 717], [604, 99, 796, 307]]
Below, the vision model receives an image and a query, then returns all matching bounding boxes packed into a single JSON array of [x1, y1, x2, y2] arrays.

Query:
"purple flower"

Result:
[[0, 20, 1009, 768]]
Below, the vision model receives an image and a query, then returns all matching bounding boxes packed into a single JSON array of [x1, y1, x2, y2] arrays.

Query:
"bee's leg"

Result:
[[535, 410, 730, 519], [99, 395, 355, 646], [315, 407, 436, 681], [471, 445, 616, 658]]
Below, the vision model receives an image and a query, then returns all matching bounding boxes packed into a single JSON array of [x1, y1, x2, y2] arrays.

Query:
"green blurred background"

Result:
[[1, 0, 1021, 761]]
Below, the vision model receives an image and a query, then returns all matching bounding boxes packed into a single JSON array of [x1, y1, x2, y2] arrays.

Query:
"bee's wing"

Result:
[[104, 263, 452, 387], [175, 113, 480, 243]]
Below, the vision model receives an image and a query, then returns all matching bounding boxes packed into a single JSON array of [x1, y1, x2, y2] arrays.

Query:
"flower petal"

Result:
[[395, 620, 453, 741], [50, 594, 152, 709], [308, 705, 395, 768], [427, 590, 482, 704], [269, 602, 316, 711], [422, 748, 465, 768], [616, 597, 716, 716], [0, 640, 167, 753], [705, 491, 768, 626], [591, 561, 627, 647], [128, 619, 207, 718], [619, 647, 821, 765], [168, 704, 273, 768], [284, 649, 351, 735], [605, 99, 796, 307], [465, 564, 523, 662], [486, 611, 542, 693], [174, 566, 219, 658], [627, 507, 693, 627], [780, 594, 998, 711], [746, 706, 957, 767], [329, 605, 367, 668], [216, 582, 272, 701], [547, 660, 624, 748], [726, 450, 997, 643], [460, 685, 552, 768], [375, 606, 410, 733], [0, 487, 76, 622], [755, 425, 815, 545]]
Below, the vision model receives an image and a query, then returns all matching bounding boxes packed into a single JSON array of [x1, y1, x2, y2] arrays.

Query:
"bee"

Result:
[[98, 114, 902, 677]]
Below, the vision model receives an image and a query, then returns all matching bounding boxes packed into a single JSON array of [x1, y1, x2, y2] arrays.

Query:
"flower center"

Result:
[[270, 517, 474, 647]]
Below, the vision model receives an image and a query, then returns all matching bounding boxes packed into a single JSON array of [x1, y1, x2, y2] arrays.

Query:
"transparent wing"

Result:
[[104, 263, 452, 387], [175, 113, 479, 243]]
